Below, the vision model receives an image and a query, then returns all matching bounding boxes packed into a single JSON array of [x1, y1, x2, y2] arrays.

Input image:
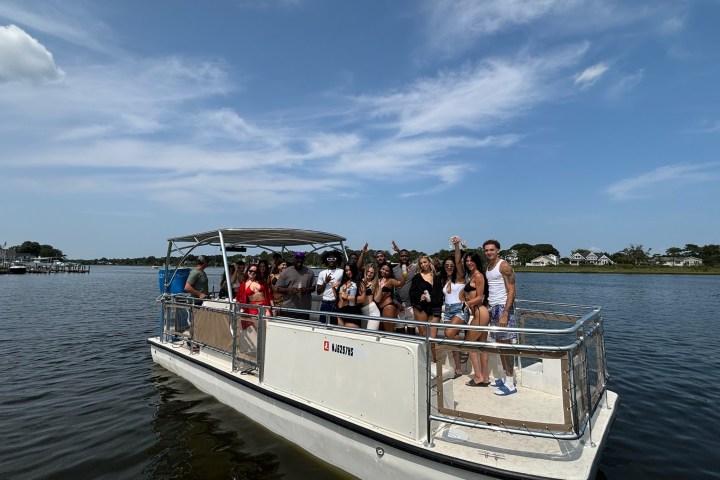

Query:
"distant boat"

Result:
[[152, 265, 160, 269], [9, 263, 27, 274]]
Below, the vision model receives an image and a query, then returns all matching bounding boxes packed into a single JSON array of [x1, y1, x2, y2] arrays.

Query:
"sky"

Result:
[[1, 0, 719, 260]]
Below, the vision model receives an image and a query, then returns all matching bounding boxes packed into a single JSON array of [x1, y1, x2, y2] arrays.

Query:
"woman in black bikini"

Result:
[[335, 263, 362, 328], [461, 251, 491, 387], [373, 262, 405, 332]]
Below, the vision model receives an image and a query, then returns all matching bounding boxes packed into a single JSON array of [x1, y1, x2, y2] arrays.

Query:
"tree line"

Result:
[[7, 240, 718, 267], [3, 241, 64, 258]]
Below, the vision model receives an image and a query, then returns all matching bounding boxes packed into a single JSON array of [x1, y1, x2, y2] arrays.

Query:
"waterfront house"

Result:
[[569, 252, 614, 266], [527, 254, 560, 266], [569, 252, 585, 265], [657, 256, 703, 267], [503, 249, 521, 266]]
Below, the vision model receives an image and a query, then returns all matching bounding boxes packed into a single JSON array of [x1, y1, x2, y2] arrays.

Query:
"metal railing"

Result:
[[158, 296, 609, 444]]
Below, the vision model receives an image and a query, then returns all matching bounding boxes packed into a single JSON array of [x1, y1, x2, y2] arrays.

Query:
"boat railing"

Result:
[[158, 295, 608, 444]]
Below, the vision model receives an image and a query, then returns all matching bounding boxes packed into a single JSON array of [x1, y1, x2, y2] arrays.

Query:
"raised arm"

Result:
[[356, 243, 368, 269], [452, 236, 464, 279]]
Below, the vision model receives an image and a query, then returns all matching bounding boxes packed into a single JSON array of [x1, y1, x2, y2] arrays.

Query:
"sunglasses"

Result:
[[444, 264, 455, 269], [248, 270, 257, 273], [326, 257, 337, 261]]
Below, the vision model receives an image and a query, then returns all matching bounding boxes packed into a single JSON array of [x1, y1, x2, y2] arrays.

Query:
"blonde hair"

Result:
[[418, 255, 436, 276]]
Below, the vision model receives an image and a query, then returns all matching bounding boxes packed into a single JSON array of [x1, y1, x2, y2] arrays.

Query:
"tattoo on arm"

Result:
[[500, 263, 515, 285]]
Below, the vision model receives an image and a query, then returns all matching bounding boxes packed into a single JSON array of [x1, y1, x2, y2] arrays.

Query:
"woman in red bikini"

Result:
[[235, 264, 274, 329]]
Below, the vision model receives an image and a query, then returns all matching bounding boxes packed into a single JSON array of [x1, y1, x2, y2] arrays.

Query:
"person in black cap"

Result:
[[185, 255, 210, 301], [275, 251, 316, 319]]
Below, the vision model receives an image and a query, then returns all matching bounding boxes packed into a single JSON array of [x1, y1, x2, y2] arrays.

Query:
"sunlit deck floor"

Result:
[[449, 374, 567, 425], [429, 375, 617, 479]]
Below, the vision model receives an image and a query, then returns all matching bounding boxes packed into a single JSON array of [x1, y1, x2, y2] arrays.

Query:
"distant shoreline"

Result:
[[514, 266, 720, 275]]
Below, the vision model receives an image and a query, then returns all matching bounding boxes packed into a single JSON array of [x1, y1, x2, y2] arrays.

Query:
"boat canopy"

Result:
[[168, 228, 346, 249]]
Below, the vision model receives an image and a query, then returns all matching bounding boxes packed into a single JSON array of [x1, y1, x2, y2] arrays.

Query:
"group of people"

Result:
[[183, 236, 519, 396]]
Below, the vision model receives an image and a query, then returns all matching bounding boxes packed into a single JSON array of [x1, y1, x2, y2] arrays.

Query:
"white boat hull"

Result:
[[150, 337, 617, 480]]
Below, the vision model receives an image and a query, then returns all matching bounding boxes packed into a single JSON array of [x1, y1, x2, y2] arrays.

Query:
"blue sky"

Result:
[[1, 0, 719, 259]]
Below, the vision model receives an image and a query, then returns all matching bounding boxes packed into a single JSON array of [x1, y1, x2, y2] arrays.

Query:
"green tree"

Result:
[[616, 244, 651, 265], [699, 244, 720, 266], [683, 244, 701, 257], [14, 241, 63, 258], [16, 241, 41, 256], [666, 247, 682, 257]]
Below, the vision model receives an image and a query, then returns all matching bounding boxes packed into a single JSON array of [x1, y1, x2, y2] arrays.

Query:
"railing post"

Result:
[[257, 307, 264, 382], [425, 322, 434, 447], [581, 323, 596, 448], [231, 304, 238, 372]]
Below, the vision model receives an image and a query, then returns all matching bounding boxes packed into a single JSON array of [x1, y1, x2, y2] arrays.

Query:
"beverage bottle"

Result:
[[297, 282, 302, 294], [348, 284, 357, 306], [423, 289, 430, 302]]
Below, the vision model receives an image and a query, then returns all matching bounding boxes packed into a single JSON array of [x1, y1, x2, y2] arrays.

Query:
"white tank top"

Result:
[[443, 282, 464, 304], [486, 260, 507, 307]]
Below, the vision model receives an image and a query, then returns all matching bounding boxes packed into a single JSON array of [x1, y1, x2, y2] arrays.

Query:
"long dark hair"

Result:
[[257, 259, 270, 284], [440, 256, 457, 285], [341, 263, 359, 284], [464, 251, 489, 306]]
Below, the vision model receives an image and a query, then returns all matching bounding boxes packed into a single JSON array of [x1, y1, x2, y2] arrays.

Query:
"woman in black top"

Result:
[[409, 255, 443, 338]]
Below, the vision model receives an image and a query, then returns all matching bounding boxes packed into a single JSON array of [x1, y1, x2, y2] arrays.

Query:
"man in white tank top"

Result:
[[483, 239, 518, 396]]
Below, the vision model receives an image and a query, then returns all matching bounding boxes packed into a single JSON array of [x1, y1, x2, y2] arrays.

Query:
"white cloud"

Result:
[[0, 55, 232, 144], [658, 15, 685, 35], [357, 45, 587, 138], [421, 0, 689, 59], [0, 1, 118, 55], [423, 0, 575, 55], [574, 62, 609, 89], [607, 69, 644, 97], [606, 163, 720, 200], [686, 120, 720, 134], [0, 24, 64, 83]]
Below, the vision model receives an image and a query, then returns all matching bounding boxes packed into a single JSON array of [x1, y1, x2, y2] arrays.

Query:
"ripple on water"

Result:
[[2, 269, 719, 480]]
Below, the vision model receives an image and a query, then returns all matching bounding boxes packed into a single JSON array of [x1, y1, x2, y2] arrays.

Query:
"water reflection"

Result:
[[146, 365, 350, 480]]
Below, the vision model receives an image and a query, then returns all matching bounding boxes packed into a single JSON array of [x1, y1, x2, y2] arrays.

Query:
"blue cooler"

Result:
[[158, 268, 191, 294], [158, 268, 192, 339]]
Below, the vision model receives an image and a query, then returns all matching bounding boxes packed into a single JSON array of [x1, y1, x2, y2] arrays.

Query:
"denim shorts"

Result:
[[443, 303, 469, 323]]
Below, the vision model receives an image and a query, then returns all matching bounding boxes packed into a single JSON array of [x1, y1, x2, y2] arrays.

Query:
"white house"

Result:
[[503, 250, 521, 266], [569, 252, 585, 265], [597, 255, 615, 265], [527, 254, 559, 267], [569, 252, 614, 266], [658, 256, 703, 267]]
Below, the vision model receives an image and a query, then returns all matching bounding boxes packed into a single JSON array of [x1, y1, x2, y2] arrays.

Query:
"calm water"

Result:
[[1, 267, 719, 479]]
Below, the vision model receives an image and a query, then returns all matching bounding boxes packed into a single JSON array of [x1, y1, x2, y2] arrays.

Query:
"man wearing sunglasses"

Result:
[[316, 250, 344, 324]]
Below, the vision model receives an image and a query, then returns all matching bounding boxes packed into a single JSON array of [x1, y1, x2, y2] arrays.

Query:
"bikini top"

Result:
[[381, 286, 392, 293], [463, 283, 477, 292], [245, 283, 266, 295]]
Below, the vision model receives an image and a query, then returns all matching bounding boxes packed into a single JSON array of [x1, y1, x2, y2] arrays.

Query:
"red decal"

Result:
[[323, 341, 329, 351]]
